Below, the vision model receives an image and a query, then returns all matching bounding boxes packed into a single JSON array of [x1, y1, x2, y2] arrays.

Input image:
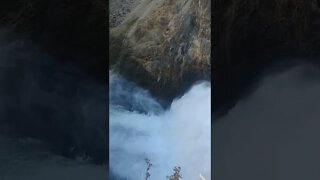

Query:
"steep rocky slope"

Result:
[[110, 0, 141, 27], [110, 0, 211, 100]]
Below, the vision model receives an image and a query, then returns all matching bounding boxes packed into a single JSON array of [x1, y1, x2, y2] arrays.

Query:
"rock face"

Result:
[[110, 0, 211, 100], [109, 0, 141, 27]]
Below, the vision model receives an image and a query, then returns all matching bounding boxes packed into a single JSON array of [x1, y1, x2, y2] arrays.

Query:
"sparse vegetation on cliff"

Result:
[[110, 0, 211, 100]]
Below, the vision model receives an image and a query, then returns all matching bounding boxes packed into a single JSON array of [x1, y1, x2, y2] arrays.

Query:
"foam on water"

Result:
[[109, 72, 211, 180]]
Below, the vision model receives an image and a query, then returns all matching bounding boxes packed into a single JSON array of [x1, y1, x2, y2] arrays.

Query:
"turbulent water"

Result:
[[109, 72, 211, 180]]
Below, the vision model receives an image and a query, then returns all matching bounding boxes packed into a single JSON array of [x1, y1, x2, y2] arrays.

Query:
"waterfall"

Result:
[[109, 72, 211, 180]]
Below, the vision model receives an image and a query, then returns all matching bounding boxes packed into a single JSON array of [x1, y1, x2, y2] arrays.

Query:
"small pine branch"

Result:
[[166, 166, 182, 180], [145, 158, 152, 180]]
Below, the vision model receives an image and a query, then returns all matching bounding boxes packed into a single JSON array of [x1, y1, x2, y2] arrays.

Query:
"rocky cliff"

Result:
[[110, 0, 211, 100]]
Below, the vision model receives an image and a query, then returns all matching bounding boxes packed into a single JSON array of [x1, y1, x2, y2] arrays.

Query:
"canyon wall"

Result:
[[110, 0, 211, 100]]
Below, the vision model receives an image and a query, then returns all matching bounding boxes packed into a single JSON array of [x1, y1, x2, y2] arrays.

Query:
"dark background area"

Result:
[[0, 0, 108, 165], [0, 0, 107, 79], [213, 0, 320, 116], [213, 1, 320, 179]]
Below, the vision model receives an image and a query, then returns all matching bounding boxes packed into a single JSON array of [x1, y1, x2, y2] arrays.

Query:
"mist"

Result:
[[214, 62, 320, 180], [109, 73, 211, 180]]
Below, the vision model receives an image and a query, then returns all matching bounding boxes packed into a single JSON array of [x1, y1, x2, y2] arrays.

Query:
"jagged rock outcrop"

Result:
[[110, 0, 211, 100]]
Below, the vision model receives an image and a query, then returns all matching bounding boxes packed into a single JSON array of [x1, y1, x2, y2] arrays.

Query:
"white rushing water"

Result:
[[109, 72, 211, 180]]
